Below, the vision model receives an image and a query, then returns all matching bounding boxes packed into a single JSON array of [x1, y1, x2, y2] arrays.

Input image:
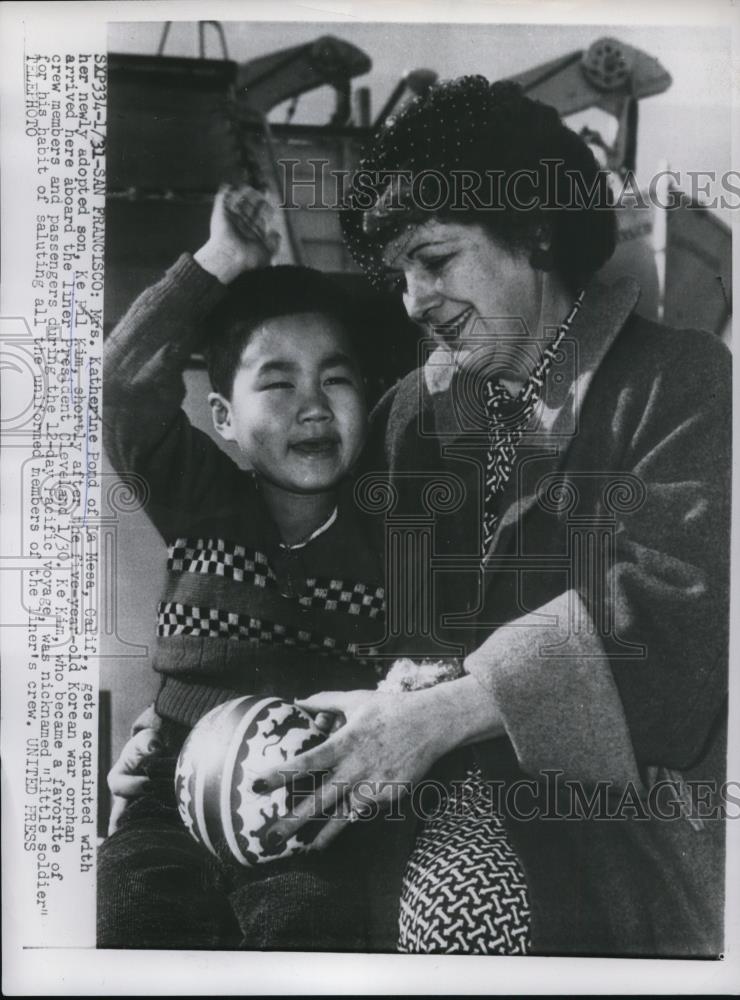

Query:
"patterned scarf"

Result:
[[481, 291, 585, 556]]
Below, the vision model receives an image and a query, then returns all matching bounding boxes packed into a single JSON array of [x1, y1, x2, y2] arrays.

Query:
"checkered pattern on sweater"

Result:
[[167, 539, 386, 619], [157, 600, 353, 655], [299, 578, 385, 619], [167, 539, 277, 588]]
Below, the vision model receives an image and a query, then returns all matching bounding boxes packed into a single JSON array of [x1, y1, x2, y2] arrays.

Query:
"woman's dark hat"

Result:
[[339, 74, 615, 291]]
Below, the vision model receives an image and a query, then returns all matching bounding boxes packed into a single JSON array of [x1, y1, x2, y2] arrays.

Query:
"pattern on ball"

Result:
[[174, 696, 327, 866]]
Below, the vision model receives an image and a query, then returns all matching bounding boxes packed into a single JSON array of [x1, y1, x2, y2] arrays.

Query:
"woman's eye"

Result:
[[324, 375, 353, 386], [423, 254, 453, 273]]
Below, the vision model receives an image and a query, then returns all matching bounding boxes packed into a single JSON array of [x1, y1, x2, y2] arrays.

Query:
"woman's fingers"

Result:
[[250, 690, 377, 792], [254, 771, 384, 850], [247, 689, 427, 847], [307, 818, 346, 852], [269, 770, 349, 844], [251, 736, 340, 794], [297, 791, 379, 853], [296, 689, 370, 722], [296, 690, 352, 712]]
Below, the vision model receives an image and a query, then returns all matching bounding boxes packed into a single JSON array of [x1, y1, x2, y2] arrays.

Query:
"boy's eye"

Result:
[[261, 381, 294, 390], [324, 374, 353, 386]]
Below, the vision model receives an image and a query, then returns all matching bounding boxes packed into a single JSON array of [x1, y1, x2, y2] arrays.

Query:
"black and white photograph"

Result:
[[1, 1, 739, 994]]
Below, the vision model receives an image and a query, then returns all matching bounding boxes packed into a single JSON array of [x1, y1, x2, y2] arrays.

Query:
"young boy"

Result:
[[98, 186, 389, 951]]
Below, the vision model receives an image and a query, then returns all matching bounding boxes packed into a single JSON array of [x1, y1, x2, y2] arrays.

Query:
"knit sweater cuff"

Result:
[[165, 252, 228, 312], [157, 253, 229, 355], [156, 677, 244, 728]]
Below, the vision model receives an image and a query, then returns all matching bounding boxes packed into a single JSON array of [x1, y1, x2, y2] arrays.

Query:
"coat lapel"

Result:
[[480, 277, 641, 563]]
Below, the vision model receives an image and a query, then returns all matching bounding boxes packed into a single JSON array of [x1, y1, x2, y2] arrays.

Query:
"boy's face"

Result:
[[209, 312, 367, 495]]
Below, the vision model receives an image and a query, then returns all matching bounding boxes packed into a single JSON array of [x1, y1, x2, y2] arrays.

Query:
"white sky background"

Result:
[[109, 19, 733, 220]]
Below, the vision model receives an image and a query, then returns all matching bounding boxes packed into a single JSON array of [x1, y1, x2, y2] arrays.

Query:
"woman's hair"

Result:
[[205, 265, 357, 399], [340, 76, 617, 293]]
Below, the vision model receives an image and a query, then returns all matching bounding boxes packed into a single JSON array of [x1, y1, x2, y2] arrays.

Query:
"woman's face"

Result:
[[381, 219, 545, 369]]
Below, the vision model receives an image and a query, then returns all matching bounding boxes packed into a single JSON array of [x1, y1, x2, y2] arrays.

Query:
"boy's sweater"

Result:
[[103, 255, 386, 729]]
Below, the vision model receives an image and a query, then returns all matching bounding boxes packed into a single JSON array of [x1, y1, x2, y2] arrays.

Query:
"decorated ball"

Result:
[[174, 695, 327, 867]]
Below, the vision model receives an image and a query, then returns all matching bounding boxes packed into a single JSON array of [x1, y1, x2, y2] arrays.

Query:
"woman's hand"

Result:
[[194, 183, 281, 284], [253, 683, 485, 851]]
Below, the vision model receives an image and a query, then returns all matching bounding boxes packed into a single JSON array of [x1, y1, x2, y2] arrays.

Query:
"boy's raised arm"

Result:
[[102, 186, 280, 536]]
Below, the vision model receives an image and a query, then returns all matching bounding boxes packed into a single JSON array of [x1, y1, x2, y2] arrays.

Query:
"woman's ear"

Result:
[[208, 392, 235, 441]]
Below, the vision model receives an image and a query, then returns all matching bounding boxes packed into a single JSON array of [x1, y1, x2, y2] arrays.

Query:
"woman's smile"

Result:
[[382, 219, 547, 349], [432, 305, 476, 345]]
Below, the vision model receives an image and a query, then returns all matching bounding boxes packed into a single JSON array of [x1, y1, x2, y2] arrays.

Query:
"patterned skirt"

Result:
[[398, 766, 531, 954]]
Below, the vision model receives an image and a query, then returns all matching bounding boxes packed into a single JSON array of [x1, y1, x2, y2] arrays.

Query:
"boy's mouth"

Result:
[[290, 436, 340, 456]]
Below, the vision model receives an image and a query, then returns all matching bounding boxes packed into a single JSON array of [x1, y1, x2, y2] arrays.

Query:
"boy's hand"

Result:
[[194, 184, 281, 284], [107, 728, 163, 835], [107, 705, 164, 835]]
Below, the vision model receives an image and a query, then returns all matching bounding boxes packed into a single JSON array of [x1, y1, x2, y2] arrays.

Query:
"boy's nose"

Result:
[[297, 388, 332, 422], [403, 271, 443, 324]]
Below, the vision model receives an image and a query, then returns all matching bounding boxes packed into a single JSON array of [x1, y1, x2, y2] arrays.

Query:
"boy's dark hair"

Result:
[[205, 265, 358, 399]]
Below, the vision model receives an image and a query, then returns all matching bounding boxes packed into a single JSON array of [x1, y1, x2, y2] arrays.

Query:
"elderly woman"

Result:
[[109, 77, 729, 957], [258, 76, 730, 957]]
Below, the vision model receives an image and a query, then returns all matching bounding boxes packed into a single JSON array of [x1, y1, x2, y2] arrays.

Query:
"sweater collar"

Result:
[[278, 506, 338, 550]]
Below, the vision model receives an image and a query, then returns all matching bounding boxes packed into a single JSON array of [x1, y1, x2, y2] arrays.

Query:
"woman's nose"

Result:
[[403, 271, 443, 323]]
